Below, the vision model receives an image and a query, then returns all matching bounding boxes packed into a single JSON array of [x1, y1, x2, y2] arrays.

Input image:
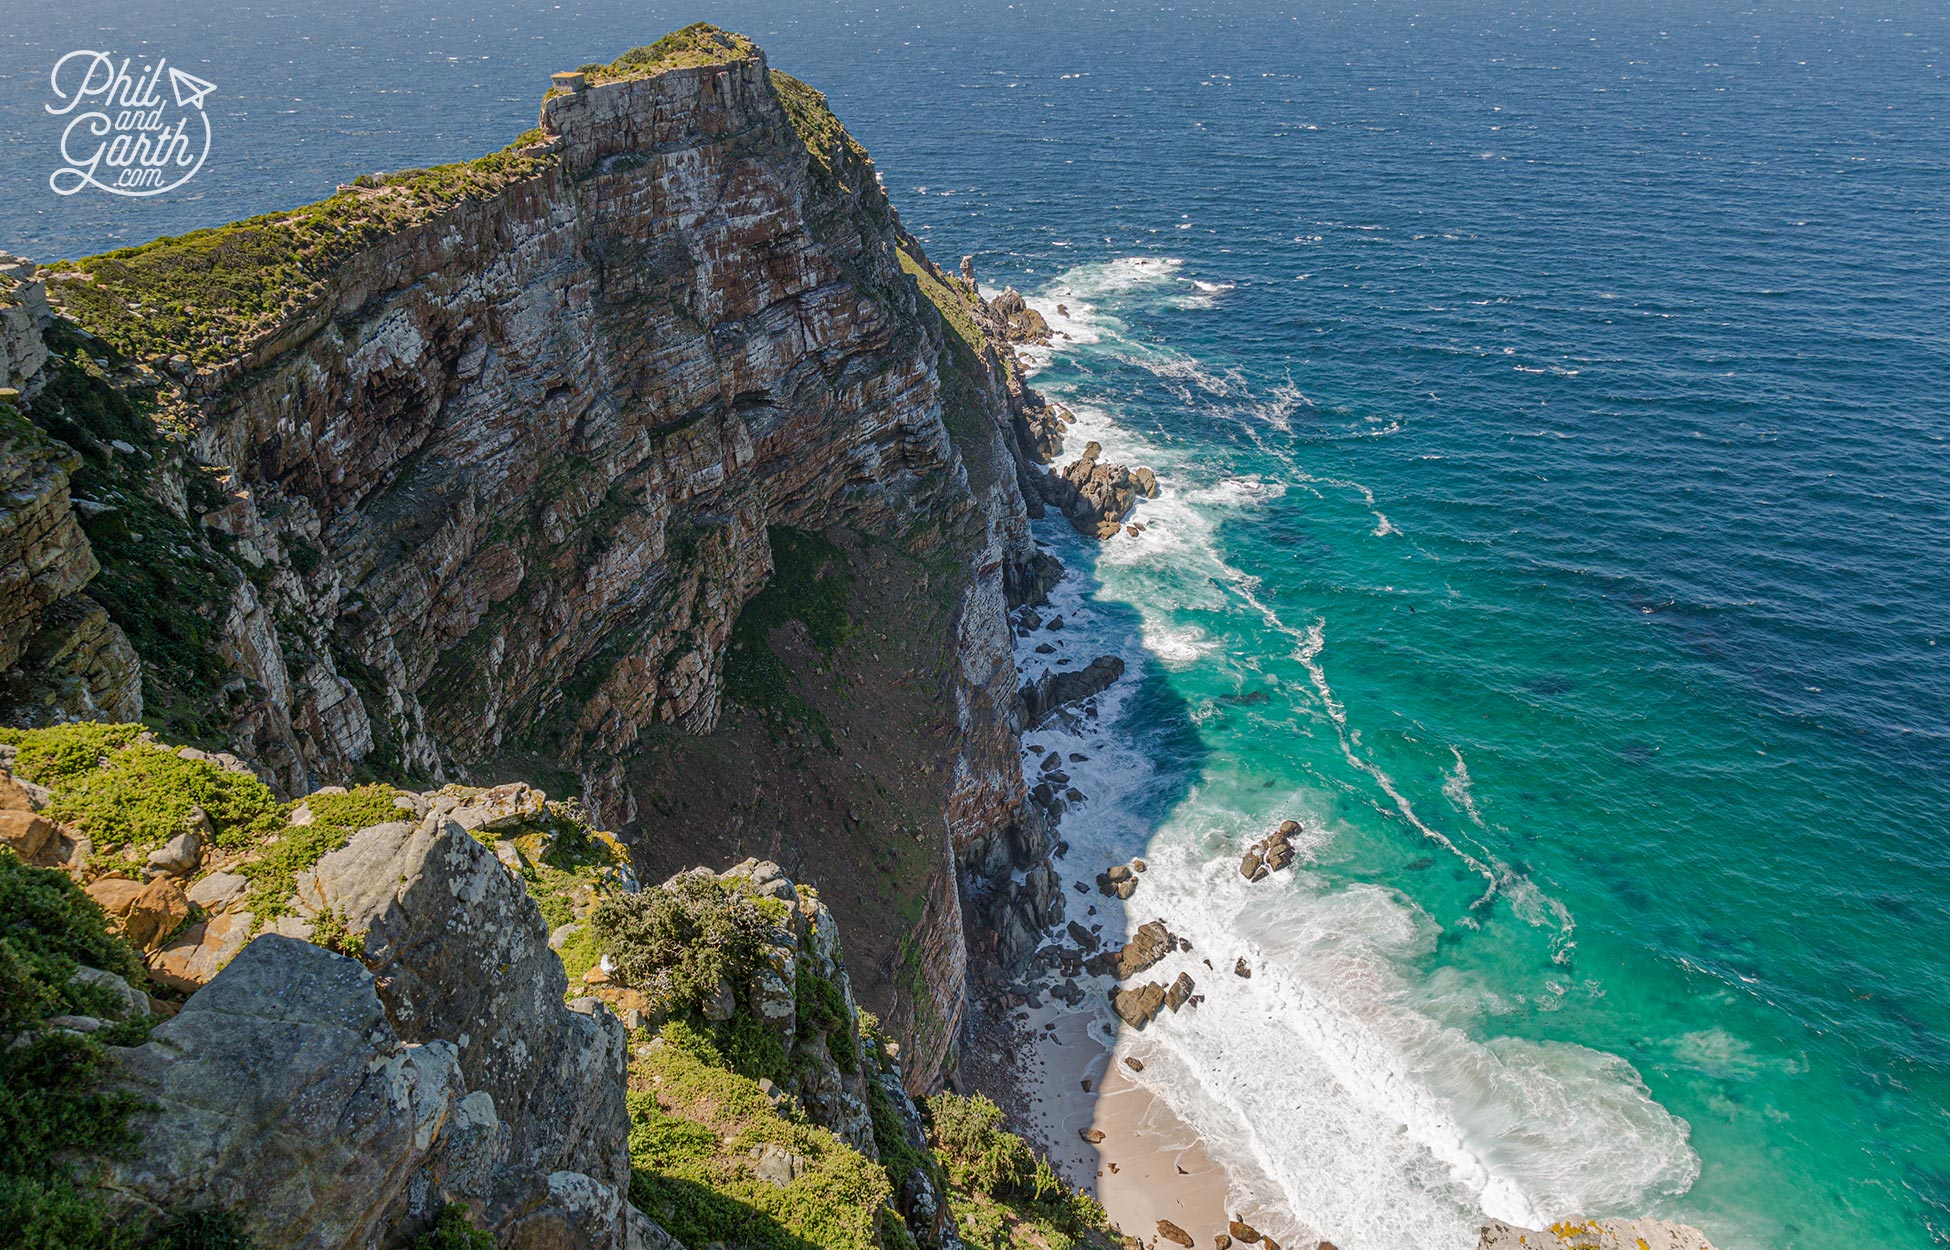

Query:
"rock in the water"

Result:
[[1021, 655, 1124, 727], [1124, 1056, 1145, 1073], [1157, 1220, 1195, 1248], [1233, 957, 1251, 979], [1040, 442, 1156, 540], [1111, 981, 1169, 1028], [1228, 1219, 1262, 1245], [1086, 920, 1178, 980], [988, 287, 1053, 344], [1241, 823, 1300, 882], [1079, 1127, 1106, 1144], [1166, 972, 1196, 1012]]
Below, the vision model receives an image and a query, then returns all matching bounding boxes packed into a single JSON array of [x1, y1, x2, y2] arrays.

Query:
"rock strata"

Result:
[[1021, 655, 1124, 727]]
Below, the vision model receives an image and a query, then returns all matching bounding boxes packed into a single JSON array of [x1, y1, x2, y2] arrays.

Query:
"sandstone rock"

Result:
[[1158, 1220, 1195, 1248], [1216, 1236, 1233, 1250], [1478, 1218, 1718, 1250], [144, 825, 202, 878], [0, 771, 40, 810], [1229, 1217, 1261, 1243], [1111, 982, 1168, 1028], [112, 877, 191, 951], [988, 288, 1053, 344], [85, 876, 145, 916], [439, 782, 547, 833], [1241, 823, 1300, 882], [1234, 957, 1251, 978], [0, 808, 56, 859], [148, 909, 256, 992], [1166, 971, 1196, 1012], [1087, 920, 1178, 981], [1124, 1056, 1144, 1073], [1021, 655, 1124, 728], [1080, 1128, 1106, 1144], [296, 818, 633, 1224]]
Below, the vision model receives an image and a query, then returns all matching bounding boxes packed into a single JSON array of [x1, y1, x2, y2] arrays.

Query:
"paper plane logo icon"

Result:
[[168, 66, 217, 110]]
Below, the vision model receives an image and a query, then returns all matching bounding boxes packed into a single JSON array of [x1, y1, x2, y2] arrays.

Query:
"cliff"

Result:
[[0, 25, 1068, 1083]]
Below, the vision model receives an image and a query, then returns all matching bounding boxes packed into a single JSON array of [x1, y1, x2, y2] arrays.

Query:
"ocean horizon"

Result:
[[5, 2, 1947, 1247]]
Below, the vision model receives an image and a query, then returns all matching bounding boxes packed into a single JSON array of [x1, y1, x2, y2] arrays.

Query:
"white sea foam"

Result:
[[1003, 256, 1698, 1250]]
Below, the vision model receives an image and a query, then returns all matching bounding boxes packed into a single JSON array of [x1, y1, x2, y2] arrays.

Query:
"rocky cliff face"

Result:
[[0, 28, 1066, 1082]]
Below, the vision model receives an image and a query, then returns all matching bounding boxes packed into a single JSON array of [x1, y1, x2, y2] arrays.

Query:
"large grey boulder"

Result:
[[296, 817, 633, 1229], [101, 937, 464, 1249]]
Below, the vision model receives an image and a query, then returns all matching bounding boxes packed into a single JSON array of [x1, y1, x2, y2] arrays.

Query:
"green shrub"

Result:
[[0, 850, 153, 1248], [408, 1203, 493, 1250], [0, 725, 285, 864], [926, 1093, 1033, 1196], [590, 874, 779, 1010]]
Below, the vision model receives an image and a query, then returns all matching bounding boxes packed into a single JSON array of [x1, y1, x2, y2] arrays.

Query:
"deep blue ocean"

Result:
[[3, 3, 1947, 1247]]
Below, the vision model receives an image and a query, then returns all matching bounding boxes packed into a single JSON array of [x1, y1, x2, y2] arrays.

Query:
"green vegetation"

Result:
[[23, 338, 240, 732], [576, 24, 758, 86], [0, 850, 153, 1248], [591, 873, 783, 1013], [239, 783, 403, 921], [771, 72, 869, 184], [896, 247, 1004, 493], [46, 148, 551, 364], [926, 1093, 1116, 1250], [0, 724, 283, 870], [628, 1021, 892, 1250], [723, 527, 855, 743], [407, 1203, 493, 1250]]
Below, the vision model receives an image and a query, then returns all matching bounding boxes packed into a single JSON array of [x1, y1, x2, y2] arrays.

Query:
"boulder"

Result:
[[1124, 1056, 1145, 1073], [144, 825, 202, 878], [0, 808, 56, 859], [1111, 982, 1168, 1028], [295, 817, 633, 1225], [70, 965, 150, 1018], [186, 870, 249, 911], [988, 287, 1053, 344], [148, 909, 255, 992], [1241, 823, 1301, 882], [85, 876, 146, 916], [0, 771, 39, 810], [1166, 972, 1196, 1012], [101, 936, 465, 1249], [1158, 1220, 1195, 1248], [1020, 655, 1125, 727], [115, 876, 191, 951], [436, 782, 547, 834], [1228, 1218, 1261, 1243], [1087, 920, 1178, 980], [1234, 958, 1251, 979], [1079, 1128, 1106, 1144]]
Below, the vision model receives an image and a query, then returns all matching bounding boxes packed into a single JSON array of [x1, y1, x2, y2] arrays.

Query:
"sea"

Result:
[[3, 2, 1946, 1247]]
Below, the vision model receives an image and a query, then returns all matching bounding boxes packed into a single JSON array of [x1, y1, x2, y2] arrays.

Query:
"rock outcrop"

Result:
[[1020, 655, 1124, 727], [98, 812, 641, 1250]]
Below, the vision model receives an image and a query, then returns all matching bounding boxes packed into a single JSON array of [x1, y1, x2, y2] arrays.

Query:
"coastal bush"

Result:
[[0, 724, 285, 869], [406, 1203, 493, 1250], [45, 148, 552, 364], [590, 873, 780, 1008], [925, 1092, 1115, 1250], [723, 526, 853, 743], [577, 24, 757, 85], [0, 850, 152, 1248]]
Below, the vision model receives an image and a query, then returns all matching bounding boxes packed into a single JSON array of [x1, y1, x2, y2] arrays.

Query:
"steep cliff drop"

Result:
[[0, 25, 1074, 1087]]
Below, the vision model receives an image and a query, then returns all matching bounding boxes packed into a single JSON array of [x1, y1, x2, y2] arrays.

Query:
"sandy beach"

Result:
[[964, 987, 1306, 1250]]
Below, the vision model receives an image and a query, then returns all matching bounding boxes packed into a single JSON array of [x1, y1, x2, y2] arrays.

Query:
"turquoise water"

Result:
[[4, 2, 1947, 1245]]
